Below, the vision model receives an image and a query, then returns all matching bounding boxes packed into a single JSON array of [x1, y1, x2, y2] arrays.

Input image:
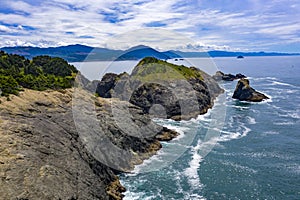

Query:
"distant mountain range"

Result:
[[1, 44, 299, 62]]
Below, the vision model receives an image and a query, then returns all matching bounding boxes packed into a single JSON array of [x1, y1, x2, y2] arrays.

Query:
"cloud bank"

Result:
[[0, 0, 299, 52]]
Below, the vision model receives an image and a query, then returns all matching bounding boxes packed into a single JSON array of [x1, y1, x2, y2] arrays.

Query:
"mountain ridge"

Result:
[[1, 44, 299, 62]]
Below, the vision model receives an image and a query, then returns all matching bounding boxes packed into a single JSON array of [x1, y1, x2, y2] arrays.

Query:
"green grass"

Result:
[[132, 57, 203, 82]]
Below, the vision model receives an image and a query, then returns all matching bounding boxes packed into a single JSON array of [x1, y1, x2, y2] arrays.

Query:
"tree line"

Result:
[[0, 51, 78, 96]]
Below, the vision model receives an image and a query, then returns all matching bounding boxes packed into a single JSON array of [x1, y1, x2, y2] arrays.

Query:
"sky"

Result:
[[0, 0, 300, 52]]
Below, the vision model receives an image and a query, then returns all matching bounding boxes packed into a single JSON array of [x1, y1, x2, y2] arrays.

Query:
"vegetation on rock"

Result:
[[133, 57, 203, 81], [96, 57, 223, 120], [0, 51, 77, 96]]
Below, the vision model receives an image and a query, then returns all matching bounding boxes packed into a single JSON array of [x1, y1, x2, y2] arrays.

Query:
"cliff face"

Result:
[[96, 57, 224, 121], [0, 88, 177, 200]]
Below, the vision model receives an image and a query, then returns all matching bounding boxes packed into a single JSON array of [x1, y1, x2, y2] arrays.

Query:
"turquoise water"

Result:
[[118, 56, 300, 200]]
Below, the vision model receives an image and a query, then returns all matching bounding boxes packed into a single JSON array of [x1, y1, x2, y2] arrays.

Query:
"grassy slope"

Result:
[[132, 57, 203, 82]]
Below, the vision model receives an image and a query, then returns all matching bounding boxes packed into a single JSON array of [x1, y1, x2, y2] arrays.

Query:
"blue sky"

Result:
[[0, 0, 299, 52]]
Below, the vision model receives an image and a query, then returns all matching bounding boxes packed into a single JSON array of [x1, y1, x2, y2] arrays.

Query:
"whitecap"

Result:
[[274, 121, 295, 126], [229, 105, 250, 110], [183, 140, 204, 189], [245, 151, 293, 160], [263, 131, 279, 135], [222, 161, 257, 174], [215, 125, 251, 142], [162, 124, 190, 141], [286, 163, 300, 175], [278, 111, 300, 119], [286, 89, 298, 94], [270, 81, 296, 87], [249, 77, 277, 81], [270, 104, 281, 110], [241, 126, 251, 137], [129, 149, 167, 175], [122, 191, 145, 200], [196, 107, 213, 121], [219, 132, 241, 141], [246, 116, 256, 124], [236, 96, 272, 104], [186, 193, 206, 200]]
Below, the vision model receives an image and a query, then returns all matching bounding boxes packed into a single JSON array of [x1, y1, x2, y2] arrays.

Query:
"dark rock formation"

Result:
[[0, 88, 178, 199], [232, 78, 269, 102], [96, 57, 224, 121], [235, 73, 247, 79], [212, 71, 246, 81], [96, 73, 119, 98]]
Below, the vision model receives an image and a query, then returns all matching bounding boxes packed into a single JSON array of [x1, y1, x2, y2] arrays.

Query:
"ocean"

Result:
[[73, 56, 300, 199]]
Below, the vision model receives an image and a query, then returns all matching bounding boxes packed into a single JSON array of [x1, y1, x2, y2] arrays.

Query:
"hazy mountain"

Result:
[[1, 44, 299, 62], [116, 45, 170, 60], [163, 50, 300, 58]]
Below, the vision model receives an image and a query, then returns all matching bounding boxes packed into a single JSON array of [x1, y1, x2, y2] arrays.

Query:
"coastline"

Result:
[[117, 89, 224, 199], [0, 88, 181, 200]]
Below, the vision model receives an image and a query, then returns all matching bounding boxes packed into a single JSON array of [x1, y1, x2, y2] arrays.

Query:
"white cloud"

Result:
[[0, 25, 12, 33], [0, 0, 299, 52]]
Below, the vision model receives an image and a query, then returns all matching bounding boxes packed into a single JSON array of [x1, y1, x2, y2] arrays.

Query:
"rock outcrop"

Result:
[[232, 78, 269, 102], [96, 57, 224, 121], [213, 71, 246, 81], [0, 88, 178, 199]]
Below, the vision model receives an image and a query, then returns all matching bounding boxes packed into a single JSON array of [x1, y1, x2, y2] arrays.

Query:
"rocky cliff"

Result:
[[0, 88, 178, 200], [96, 57, 224, 121]]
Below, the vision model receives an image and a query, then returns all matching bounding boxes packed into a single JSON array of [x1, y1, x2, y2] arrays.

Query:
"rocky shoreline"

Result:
[[96, 57, 224, 121], [1, 55, 268, 199], [0, 58, 224, 199], [0, 88, 179, 200]]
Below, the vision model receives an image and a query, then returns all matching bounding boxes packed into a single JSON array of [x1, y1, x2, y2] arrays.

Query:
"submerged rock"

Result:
[[232, 78, 269, 102]]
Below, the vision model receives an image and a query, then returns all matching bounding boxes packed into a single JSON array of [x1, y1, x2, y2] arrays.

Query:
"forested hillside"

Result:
[[0, 51, 78, 96]]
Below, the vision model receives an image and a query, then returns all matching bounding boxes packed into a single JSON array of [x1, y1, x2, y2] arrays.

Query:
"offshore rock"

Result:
[[212, 71, 246, 81], [232, 78, 269, 102]]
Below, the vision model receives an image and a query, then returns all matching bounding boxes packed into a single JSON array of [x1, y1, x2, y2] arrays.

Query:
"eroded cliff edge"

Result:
[[0, 88, 177, 200], [96, 57, 224, 121]]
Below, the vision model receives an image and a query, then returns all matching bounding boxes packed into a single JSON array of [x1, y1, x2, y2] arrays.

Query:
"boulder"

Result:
[[232, 78, 269, 102], [96, 73, 119, 98], [235, 73, 247, 79]]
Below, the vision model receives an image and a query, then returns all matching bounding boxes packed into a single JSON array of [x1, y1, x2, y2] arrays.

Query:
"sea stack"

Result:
[[232, 78, 269, 102]]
